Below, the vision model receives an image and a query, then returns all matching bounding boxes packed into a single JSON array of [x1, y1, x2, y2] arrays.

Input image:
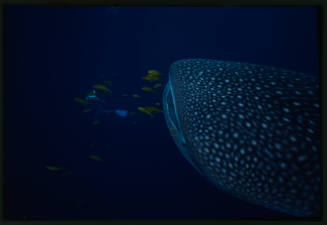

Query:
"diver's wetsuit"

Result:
[[85, 90, 113, 122], [84, 90, 127, 122], [91, 99, 113, 121]]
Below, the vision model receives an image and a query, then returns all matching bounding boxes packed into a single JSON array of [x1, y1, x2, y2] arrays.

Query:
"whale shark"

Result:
[[163, 58, 321, 217]]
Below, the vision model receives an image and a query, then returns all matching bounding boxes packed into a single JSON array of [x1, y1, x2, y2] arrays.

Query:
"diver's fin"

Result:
[[115, 110, 128, 117]]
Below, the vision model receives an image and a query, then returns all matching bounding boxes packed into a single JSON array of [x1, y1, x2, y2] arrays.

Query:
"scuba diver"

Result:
[[84, 89, 128, 123]]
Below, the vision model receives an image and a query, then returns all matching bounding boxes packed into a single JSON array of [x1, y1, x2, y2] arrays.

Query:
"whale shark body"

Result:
[[163, 58, 321, 217]]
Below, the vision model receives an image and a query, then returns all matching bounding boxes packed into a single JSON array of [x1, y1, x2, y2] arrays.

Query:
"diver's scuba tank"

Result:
[[85, 90, 100, 104]]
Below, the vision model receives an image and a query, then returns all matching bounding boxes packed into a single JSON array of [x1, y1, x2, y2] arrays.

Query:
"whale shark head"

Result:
[[163, 58, 321, 217]]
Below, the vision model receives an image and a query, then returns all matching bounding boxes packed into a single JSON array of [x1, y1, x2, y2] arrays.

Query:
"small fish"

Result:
[[153, 83, 162, 88], [74, 97, 88, 105], [122, 94, 128, 96], [155, 102, 161, 106], [144, 106, 163, 113], [92, 120, 100, 125], [148, 70, 160, 76], [83, 109, 92, 113], [103, 80, 112, 85], [89, 154, 104, 162], [132, 94, 141, 98], [171, 134, 177, 137], [142, 75, 159, 82], [138, 107, 153, 117], [141, 70, 161, 82], [45, 165, 63, 171], [132, 121, 137, 125], [90, 144, 94, 148], [141, 87, 155, 93], [129, 112, 136, 115], [92, 84, 112, 93], [169, 127, 175, 130]]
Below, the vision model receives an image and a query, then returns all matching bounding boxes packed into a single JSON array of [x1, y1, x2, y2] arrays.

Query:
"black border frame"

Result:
[[0, 1, 326, 225]]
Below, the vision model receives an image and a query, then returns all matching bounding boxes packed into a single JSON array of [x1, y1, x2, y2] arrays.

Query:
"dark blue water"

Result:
[[5, 6, 318, 220]]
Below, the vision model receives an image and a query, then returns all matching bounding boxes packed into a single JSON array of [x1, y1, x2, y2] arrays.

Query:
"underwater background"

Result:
[[5, 6, 318, 220]]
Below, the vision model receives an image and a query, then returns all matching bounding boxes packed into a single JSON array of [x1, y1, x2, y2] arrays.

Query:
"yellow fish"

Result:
[[141, 87, 155, 93], [92, 84, 112, 93], [169, 127, 175, 130], [155, 102, 161, 106], [89, 155, 104, 162], [171, 134, 177, 137], [144, 106, 163, 113], [74, 97, 88, 105], [83, 109, 92, 113], [138, 107, 153, 117], [141, 75, 159, 82], [132, 94, 141, 98], [45, 165, 63, 171], [153, 83, 162, 88], [122, 94, 128, 96], [148, 70, 160, 76], [141, 70, 161, 82], [103, 80, 112, 85]]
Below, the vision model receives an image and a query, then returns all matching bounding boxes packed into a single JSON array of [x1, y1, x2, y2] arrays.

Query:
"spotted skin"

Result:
[[163, 59, 321, 217]]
